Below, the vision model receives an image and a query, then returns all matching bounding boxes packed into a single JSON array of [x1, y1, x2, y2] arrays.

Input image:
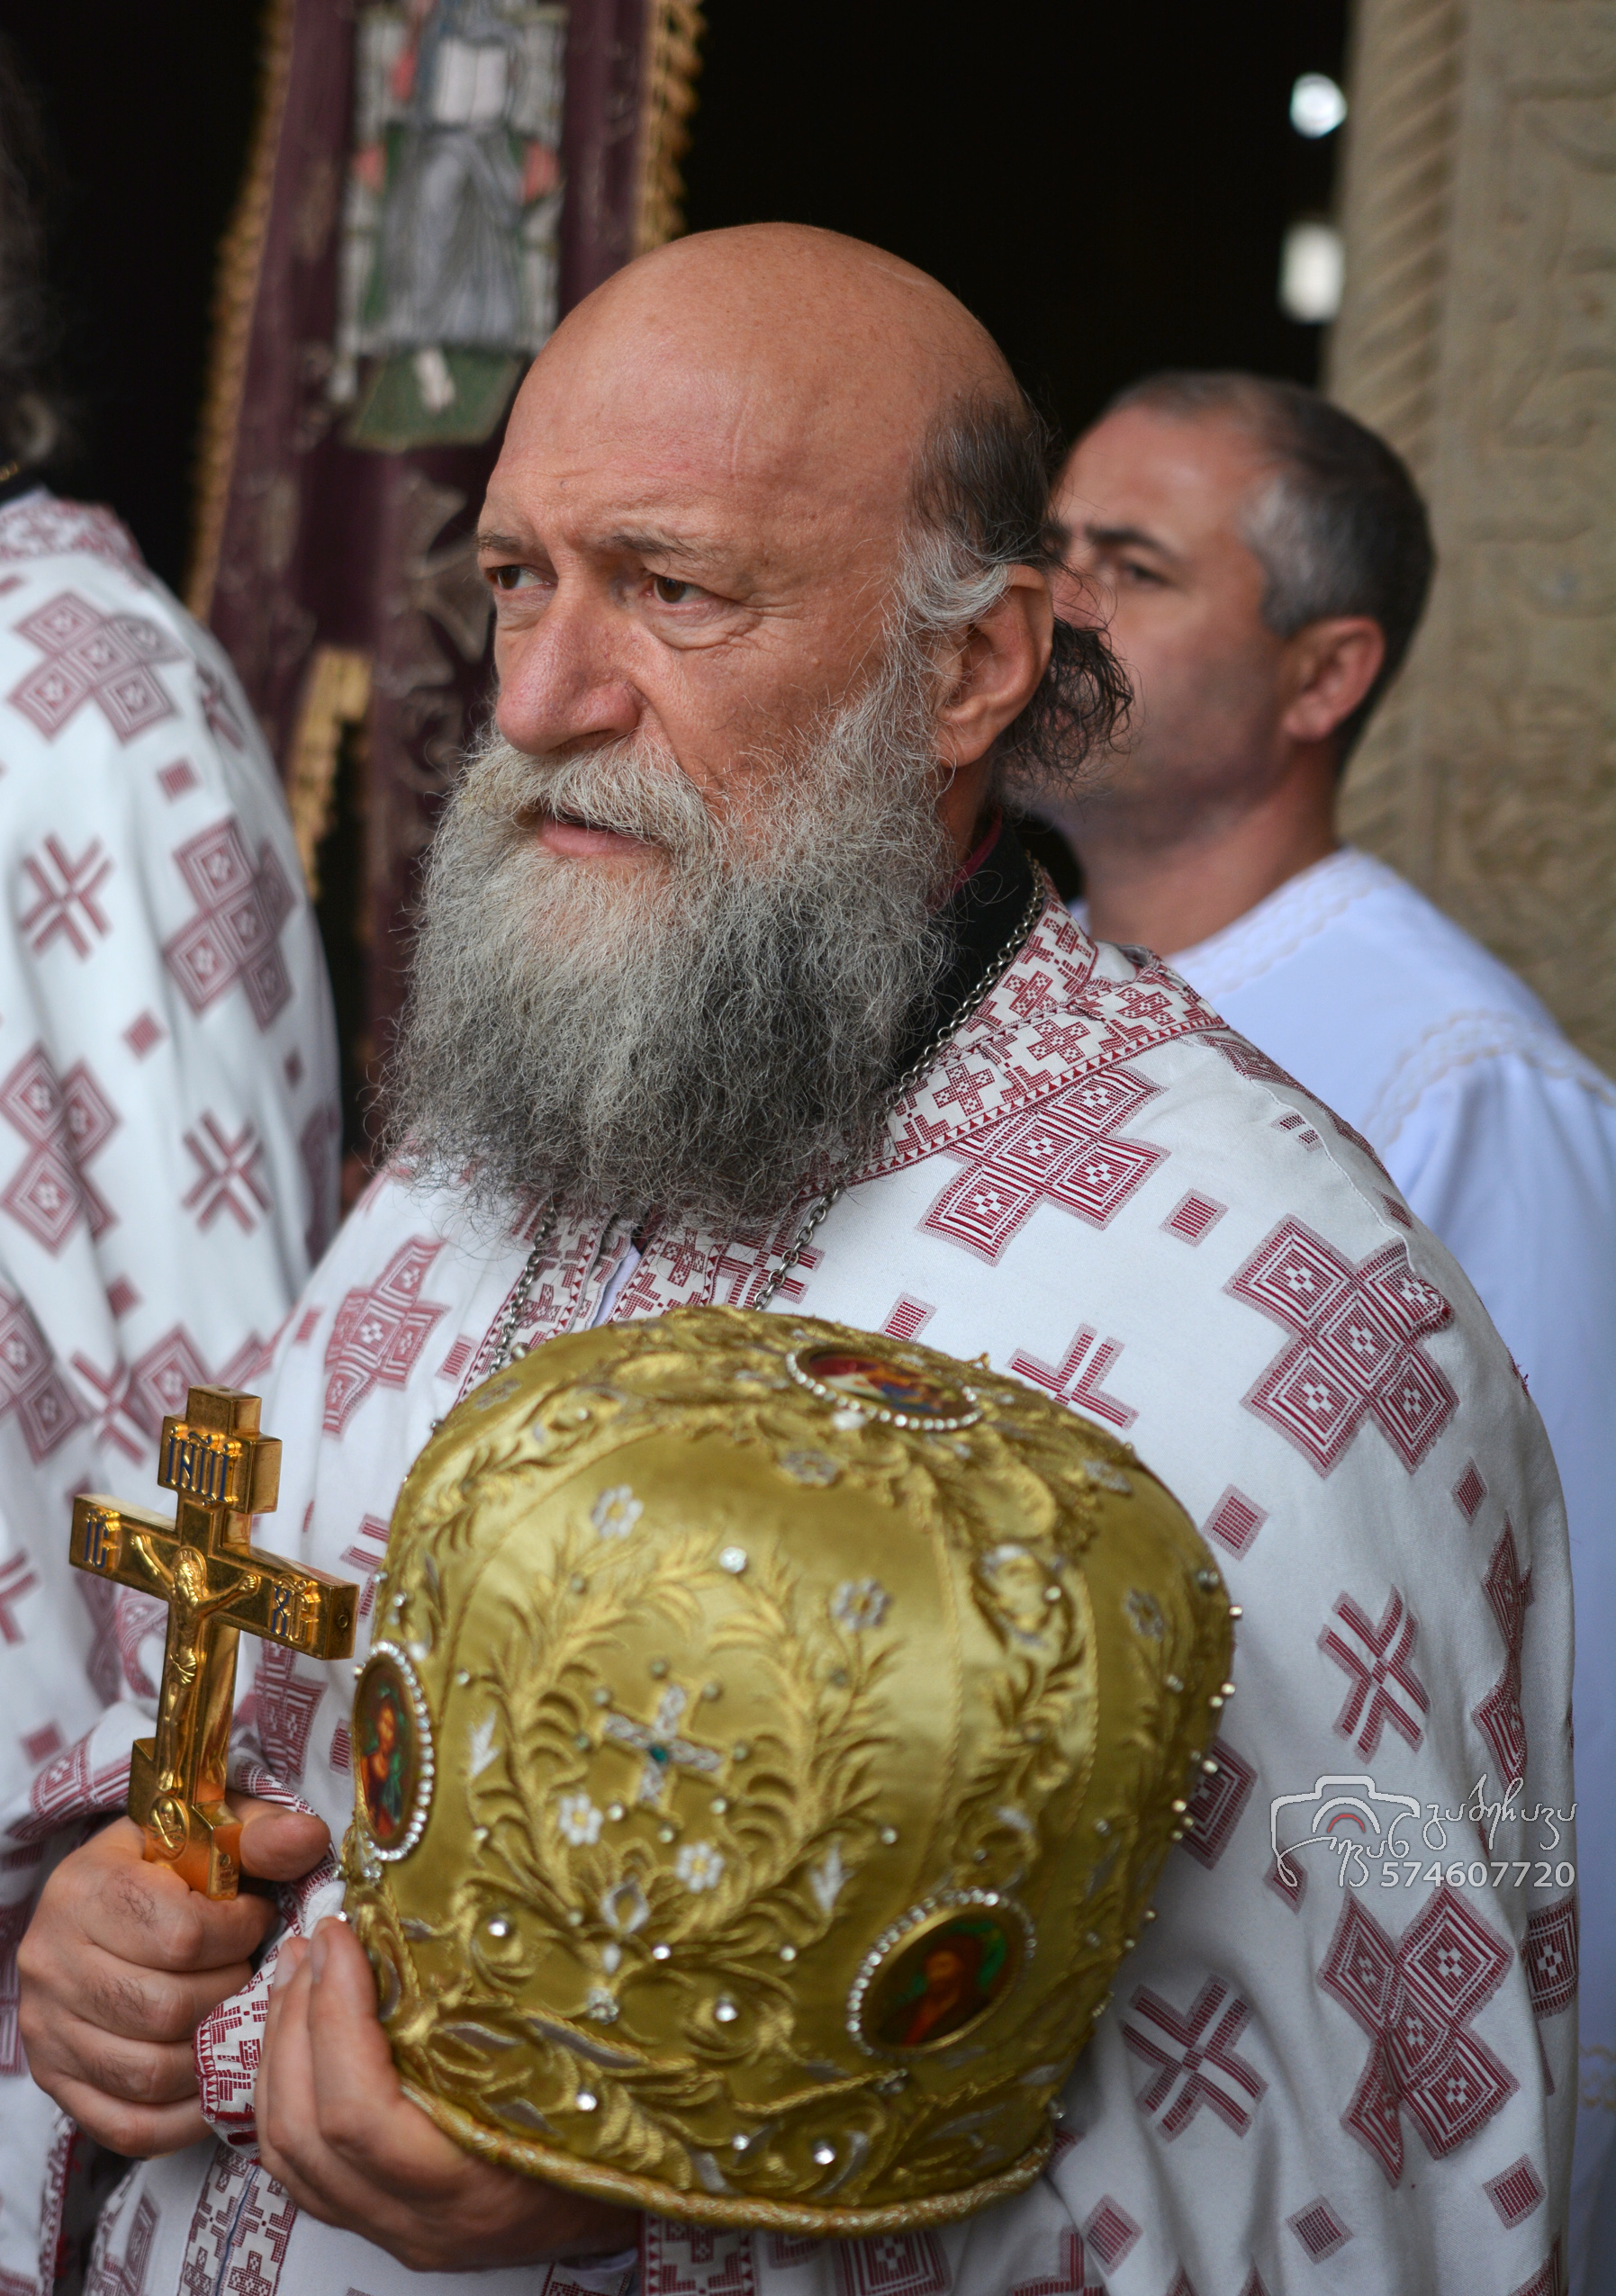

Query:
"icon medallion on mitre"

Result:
[[340, 1305, 1234, 2233]]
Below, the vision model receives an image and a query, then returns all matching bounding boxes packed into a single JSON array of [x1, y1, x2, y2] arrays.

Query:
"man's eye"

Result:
[[1119, 561, 1166, 588], [487, 564, 532, 590], [652, 574, 702, 605]]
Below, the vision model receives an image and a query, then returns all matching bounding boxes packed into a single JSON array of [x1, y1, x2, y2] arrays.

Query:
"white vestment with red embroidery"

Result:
[[1153, 845, 1616, 2291], [0, 491, 339, 2293], [5, 893, 1575, 2296]]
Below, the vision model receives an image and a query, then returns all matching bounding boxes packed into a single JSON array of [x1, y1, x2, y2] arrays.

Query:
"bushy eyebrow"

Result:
[[1083, 519, 1182, 564], [475, 521, 736, 573]]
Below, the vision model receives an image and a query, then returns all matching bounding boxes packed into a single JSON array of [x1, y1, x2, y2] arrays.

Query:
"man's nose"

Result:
[[493, 586, 641, 757]]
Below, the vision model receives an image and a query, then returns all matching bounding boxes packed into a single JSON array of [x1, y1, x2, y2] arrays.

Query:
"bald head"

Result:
[[528, 223, 1018, 531]]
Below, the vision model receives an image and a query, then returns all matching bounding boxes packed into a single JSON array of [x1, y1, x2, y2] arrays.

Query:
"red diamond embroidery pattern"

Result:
[[1227, 1218, 1456, 1476], [921, 1066, 1166, 1264], [1202, 1485, 1267, 1559], [0, 1044, 118, 1252], [1286, 2198, 1351, 2261], [1318, 1885, 1517, 2183], [1524, 1894, 1577, 2019], [324, 1238, 448, 1436], [1454, 1461, 1487, 1521], [1080, 2199, 1140, 2271], [1475, 1523, 1532, 1789], [1179, 1738, 1257, 1869], [161, 817, 295, 1032], [8, 590, 185, 743], [19, 834, 113, 959], [1164, 1190, 1226, 1243], [0, 1283, 86, 1462], [881, 1294, 934, 1342], [1486, 2156, 1546, 2228]]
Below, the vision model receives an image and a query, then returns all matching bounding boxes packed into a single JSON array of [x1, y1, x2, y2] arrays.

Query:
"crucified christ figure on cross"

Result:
[[131, 1536, 259, 1795]]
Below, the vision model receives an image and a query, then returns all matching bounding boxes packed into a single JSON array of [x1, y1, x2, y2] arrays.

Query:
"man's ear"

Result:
[[1279, 616, 1386, 747], [934, 567, 1055, 769]]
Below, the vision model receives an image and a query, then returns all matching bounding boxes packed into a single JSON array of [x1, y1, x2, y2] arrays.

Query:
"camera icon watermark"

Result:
[[1270, 1773, 1575, 1892], [1270, 1774, 1421, 1890]]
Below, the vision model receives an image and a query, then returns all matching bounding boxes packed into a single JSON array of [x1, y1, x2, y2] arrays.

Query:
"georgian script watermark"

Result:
[[1270, 1773, 1575, 1892]]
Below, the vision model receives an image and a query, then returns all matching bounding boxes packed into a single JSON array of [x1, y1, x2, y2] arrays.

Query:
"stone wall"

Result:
[[1327, 0, 1616, 1071]]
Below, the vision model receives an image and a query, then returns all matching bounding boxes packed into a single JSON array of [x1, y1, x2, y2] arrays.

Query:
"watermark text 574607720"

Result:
[[1271, 1774, 1575, 1892]]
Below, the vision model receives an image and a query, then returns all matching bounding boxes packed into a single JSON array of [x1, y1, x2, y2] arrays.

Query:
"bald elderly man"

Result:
[[15, 230, 1573, 2296]]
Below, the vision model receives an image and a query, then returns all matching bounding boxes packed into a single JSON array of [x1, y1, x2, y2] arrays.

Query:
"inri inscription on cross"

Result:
[[69, 1386, 357, 1896]]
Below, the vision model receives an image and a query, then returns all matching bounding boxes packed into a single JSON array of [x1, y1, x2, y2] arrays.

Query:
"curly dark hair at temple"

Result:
[[903, 384, 1132, 792], [0, 38, 66, 474]]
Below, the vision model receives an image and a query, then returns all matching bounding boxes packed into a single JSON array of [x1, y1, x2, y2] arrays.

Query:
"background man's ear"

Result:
[[934, 567, 1056, 769], [1280, 616, 1386, 748]]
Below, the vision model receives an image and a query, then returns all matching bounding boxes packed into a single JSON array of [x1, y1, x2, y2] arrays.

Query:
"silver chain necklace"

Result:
[[480, 876, 1048, 1375]]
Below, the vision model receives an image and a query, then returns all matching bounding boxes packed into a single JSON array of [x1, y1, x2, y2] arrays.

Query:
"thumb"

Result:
[[231, 1796, 332, 1883]]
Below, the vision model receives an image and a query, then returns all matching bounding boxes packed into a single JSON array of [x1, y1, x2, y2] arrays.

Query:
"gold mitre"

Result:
[[341, 1306, 1233, 2235]]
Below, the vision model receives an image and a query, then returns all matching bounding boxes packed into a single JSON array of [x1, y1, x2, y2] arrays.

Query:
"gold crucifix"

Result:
[[69, 1386, 357, 1897]]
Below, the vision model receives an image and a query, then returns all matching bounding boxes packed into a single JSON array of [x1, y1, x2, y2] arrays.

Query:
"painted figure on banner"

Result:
[[333, 0, 568, 448]]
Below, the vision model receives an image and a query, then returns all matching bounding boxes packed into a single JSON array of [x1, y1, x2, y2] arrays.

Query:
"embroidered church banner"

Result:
[[186, 0, 702, 1139]]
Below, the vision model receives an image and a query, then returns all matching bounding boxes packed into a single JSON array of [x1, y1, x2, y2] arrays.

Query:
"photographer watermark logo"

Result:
[[1271, 1773, 1421, 1890]]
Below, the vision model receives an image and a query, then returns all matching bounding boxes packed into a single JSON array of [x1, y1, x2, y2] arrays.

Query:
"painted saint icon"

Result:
[[356, 1650, 423, 1851], [793, 1347, 971, 1423], [863, 1911, 1020, 2052]]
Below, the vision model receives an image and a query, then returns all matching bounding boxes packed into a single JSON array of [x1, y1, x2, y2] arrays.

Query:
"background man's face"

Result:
[[1054, 407, 1293, 832], [478, 315, 917, 876]]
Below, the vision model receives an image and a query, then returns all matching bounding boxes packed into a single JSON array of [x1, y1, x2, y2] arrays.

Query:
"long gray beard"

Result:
[[384, 668, 953, 1231]]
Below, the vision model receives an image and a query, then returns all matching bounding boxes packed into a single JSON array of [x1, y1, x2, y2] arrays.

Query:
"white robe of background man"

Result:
[[0, 490, 340, 2293], [18, 891, 1578, 2296], [1153, 844, 1616, 2291]]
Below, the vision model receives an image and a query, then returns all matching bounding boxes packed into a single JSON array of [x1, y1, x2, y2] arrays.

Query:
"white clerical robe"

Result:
[[0, 490, 340, 2291], [1151, 845, 1616, 2291], [7, 893, 1575, 2296]]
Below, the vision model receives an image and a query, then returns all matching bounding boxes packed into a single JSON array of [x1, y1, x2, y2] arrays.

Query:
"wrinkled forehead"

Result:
[[488, 314, 925, 579]]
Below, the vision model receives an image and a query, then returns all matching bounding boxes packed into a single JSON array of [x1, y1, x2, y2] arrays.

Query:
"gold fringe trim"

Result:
[[185, 0, 299, 622], [401, 2081, 1052, 2237], [287, 645, 371, 896], [634, 0, 707, 257]]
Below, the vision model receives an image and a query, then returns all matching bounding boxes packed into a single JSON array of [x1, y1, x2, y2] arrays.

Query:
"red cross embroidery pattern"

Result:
[[1010, 2231, 1104, 2296], [19, 834, 114, 959], [0, 1551, 38, 1643], [1321, 1588, 1430, 1756], [162, 818, 295, 1032], [0, 1281, 86, 1461], [182, 1114, 272, 1232], [1010, 1323, 1137, 1429], [1227, 1218, 1456, 1476], [1122, 1975, 1267, 2138], [1318, 1884, 1517, 2184], [7, 590, 185, 743], [324, 1238, 448, 1436], [920, 1066, 1166, 1264], [1475, 1523, 1533, 1789], [0, 1044, 117, 1252]]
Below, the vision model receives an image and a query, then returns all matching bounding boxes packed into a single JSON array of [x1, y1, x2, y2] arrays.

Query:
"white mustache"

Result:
[[467, 733, 721, 863]]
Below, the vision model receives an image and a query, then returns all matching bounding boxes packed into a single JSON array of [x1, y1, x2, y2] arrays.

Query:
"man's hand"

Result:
[[257, 1918, 638, 2272], [18, 1800, 330, 2157]]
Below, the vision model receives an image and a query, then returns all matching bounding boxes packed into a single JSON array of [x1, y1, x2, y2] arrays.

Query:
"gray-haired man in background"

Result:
[[1046, 371, 1616, 2291]]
